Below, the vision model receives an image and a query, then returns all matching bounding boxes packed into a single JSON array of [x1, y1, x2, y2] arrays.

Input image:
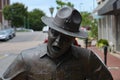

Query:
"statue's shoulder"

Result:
[[71, 45, 91, 59], [21, 44, 47, 60]]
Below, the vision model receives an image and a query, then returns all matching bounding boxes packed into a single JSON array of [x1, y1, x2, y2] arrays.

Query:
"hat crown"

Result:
[[54, 7, 82, 32], [41, 7, 88, 38]]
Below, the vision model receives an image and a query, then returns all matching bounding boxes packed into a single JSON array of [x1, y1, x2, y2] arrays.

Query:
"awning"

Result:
[[92, 14, 104, 19], [92, 0, 109, 14], [92, 0, 109, 19], [98, 0, 120, 15]]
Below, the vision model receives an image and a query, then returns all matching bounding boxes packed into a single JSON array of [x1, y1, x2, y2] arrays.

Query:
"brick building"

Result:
[[0, 0, 10, 30]]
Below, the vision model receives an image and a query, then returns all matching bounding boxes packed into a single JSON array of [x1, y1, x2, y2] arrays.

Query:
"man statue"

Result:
[[1, 7, 113, 80]]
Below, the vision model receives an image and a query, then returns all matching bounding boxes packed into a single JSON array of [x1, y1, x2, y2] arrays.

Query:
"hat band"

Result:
[[61, 25, 79, 32], [53, 21, 79, 33]]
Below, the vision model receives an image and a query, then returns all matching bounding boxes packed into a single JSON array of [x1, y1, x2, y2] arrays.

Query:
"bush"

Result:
[[96, 39, 109, 48]]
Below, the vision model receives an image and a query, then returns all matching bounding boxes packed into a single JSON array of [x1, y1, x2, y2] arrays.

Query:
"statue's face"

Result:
[[47, 28, 74, 58]]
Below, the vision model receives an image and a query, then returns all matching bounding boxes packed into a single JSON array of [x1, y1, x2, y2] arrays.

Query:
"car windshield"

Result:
[[0, 31, 8, 35]]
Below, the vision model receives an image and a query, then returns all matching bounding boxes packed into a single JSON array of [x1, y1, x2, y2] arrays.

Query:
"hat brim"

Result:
[[41, 16, 88, 38]]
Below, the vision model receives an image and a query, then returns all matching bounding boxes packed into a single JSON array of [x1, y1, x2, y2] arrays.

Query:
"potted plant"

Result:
[[96, 39, 109, 50]]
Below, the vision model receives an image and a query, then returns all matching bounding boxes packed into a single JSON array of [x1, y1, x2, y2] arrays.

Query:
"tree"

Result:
[[28, 9, 45, 31], [80, 12, 92, 26], [80, 12, 98, 39], [3, 3, 27, 28], [89, 19, 98, 39], [56, 0, 74, 10]]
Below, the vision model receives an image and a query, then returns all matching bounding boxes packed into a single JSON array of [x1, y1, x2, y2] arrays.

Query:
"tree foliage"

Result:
[[90, 19, 98, 39], [28, 9, 45, 31], [80, 12, 98, 39], [56, 0, 74, 9], [3, 3, 27, 27], [80, 12, 92, 27], [3, 3, 45, 31]]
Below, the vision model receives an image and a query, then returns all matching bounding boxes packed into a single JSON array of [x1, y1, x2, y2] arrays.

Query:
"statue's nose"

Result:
[[52, 35, 61, 51], [54, 35, 61, 46]]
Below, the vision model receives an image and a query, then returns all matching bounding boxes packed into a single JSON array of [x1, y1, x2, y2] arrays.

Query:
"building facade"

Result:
[[0, 0, 10, 30], [94, 0, 120, 53]]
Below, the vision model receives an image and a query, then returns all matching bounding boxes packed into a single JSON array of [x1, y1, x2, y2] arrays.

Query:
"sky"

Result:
[[10, 0, 97, 16]]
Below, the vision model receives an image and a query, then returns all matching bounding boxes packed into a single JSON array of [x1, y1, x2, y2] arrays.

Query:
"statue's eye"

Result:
[[50, 29, 59, 37]]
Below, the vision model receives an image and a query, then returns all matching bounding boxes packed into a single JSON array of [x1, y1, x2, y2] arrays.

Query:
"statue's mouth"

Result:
[[52, 46, 61, 52]]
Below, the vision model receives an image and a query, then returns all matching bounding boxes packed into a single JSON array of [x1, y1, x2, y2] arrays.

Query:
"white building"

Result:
[[93, 0, 120, 53]]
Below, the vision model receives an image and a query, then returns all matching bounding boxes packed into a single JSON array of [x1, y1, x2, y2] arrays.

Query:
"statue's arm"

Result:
[[88, 50, 113, 80], [2, 53, 27, 80]]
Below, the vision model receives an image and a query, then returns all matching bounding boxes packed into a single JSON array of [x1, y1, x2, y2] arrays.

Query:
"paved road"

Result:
[[0, 32, 47, 57], [8, 32, 47, 42]]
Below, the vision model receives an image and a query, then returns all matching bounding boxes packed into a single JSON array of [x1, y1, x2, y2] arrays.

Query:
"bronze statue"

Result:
[[1, 7, 113, 80]]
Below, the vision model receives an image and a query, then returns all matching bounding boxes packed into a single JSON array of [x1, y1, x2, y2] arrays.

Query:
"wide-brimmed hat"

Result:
[[41, 7, 88, 38]]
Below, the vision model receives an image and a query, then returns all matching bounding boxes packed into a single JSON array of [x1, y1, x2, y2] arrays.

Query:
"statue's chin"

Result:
[[48, 48, 61, 58]]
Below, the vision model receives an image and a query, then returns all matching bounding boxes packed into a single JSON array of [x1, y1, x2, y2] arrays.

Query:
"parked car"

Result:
[[0, 30, 11, 41], [42, 26, 49, 33], [6, 28, 16, 38], [16, 27, 34, 32], [27, 29, 34, 32]]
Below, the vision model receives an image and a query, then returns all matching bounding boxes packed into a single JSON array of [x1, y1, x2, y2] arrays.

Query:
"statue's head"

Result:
[[41, 7, 88, 58]]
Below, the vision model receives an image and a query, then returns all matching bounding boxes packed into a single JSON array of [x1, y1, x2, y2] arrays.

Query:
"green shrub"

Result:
[[96, 39, 109, 48]]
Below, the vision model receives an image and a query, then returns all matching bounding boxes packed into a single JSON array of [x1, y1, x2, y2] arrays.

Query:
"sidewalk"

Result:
[[89, 47, 120, 80]]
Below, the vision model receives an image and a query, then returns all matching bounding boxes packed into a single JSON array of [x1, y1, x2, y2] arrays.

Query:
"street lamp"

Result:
[[49, 7, 54, 17], [27, 18, 29, 29], [24, 16, 26, 29]]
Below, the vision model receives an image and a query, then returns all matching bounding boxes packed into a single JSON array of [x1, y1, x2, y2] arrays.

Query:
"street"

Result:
[[0, 31, 48, 58]]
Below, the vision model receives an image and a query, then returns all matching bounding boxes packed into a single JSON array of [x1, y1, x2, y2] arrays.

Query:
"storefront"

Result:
[[95, 0, 120, 52]]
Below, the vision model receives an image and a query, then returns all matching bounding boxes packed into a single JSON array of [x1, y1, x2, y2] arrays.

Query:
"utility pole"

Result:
[[11, 9, 14, 28], [24, 16, 26, 29], [27, 18, 29, 29]]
